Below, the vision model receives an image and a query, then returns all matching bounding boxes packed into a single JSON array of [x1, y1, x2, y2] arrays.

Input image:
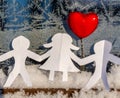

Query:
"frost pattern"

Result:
[[0, 0, 119, 31]]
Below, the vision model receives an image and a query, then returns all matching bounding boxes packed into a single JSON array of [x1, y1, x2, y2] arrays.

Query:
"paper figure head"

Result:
[[12, 36, 30, 50], [52, 33, 72, 43], [94, 40, 112, 53]]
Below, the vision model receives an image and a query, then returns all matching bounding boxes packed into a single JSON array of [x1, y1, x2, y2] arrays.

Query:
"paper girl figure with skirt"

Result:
[[39, 33, 80, 81]]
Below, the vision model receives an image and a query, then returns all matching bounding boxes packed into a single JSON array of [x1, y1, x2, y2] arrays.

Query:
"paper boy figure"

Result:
[[77, 40, 120, 91], [0, 36, 41, 87], [39, 33, 80, 81]]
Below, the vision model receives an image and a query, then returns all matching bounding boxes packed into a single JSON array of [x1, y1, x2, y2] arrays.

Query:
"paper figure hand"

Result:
[[40, 52, 50, 61], [70, 45, 79, 50], [43, 43, 53, 48], [71, 53, 95, 66], [27, 51, 42, 62], [39, 43, 52, 61]]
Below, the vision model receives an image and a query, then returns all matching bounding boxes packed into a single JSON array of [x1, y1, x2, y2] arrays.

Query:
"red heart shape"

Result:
[[68, 12, 98, 39]]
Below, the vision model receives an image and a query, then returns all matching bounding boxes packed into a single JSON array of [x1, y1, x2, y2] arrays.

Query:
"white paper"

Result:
[[39, 33, 80, 81], [0, 34, 119, 90], [0, 36, 42, 87], [76, 40, 120, 91]]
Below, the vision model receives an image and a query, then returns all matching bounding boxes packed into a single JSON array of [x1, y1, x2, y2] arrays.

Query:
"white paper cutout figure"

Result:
[[76, 40, 120, 91], [39, 33, 80, 81], [0, 36, 42, 87]]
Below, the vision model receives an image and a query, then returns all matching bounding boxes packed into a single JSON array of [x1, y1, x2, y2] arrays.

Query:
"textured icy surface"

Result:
[[0, 64, 119, 89]]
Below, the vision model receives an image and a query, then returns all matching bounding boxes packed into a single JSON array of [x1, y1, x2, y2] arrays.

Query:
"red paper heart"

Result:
[[68, 12, 98, 39]]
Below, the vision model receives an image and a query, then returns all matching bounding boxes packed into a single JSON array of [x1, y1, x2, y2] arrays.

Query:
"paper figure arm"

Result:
[[71, 53, 95, 66], [27, 51, 50, 62], [44, 43, 53, 48], [80, 55, 95, 65], [108, 54, 120, 64], [0, 51, 13, 62], [40, 52, 50, 61], [27, 51, 42, 62], [70, 45, 79, 50]]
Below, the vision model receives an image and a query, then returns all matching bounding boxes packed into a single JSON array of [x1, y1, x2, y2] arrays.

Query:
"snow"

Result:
[[0, 65, 90, 88], [0, 65, 120, 97], [0, 64, 119, 90]]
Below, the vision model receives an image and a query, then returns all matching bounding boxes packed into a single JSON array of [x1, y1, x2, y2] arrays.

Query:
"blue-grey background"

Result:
[[0, 0, 120, 56]]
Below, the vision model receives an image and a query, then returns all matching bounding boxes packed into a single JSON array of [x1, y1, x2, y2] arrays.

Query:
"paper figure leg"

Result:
[[84, 74, 100, 90], [62, 71, 68, 81], [102, 73, 110, 91], [4, 72, 19, 87], [21, 69, 32, 87], [49, 71, 55, 81]]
